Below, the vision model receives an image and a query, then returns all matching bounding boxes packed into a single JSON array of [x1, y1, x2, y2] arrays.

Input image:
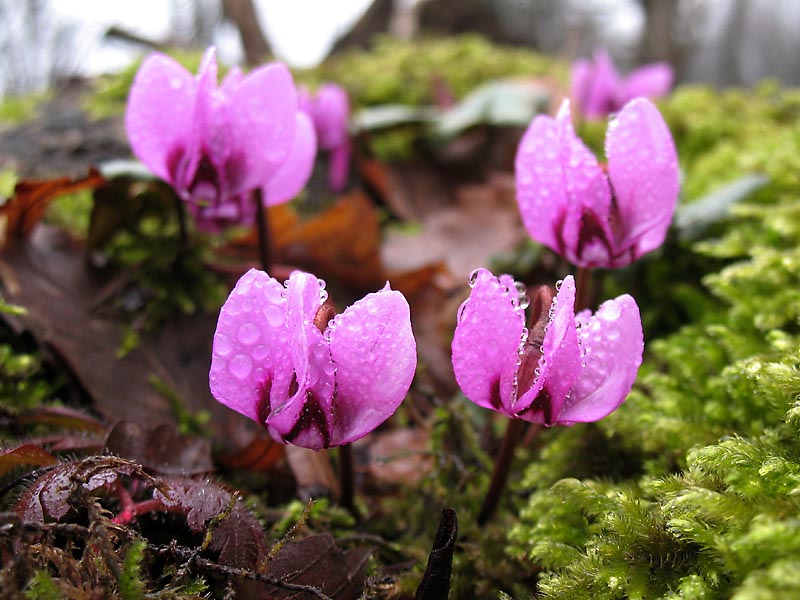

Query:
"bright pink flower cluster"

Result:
[[125, 48, 316, 232], [300, 84, 351, 192], [452, 269, 643, 426], [209, 269, 416, 450], [515, 98, 679, 269], [572, 49, 673, 120]]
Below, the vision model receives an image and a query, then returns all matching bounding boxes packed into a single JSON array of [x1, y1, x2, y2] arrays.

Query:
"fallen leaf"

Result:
[[0, 168, 105, 248], [216, 435, 285, 472], [285, 445, 339, 500], [16, 405, 107, 434], [105, 420, 213, 475], [0, 444, 58, 478], [264, 533, 371, 600], [366, 428, 433, 488]]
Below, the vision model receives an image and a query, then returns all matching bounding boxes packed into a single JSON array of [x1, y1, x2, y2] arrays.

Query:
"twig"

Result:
[[254, 188, 272, 271]]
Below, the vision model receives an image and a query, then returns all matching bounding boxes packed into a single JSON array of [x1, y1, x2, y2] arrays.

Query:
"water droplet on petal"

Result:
[[264, 305, 284, 327], [214, 333, 232, 356], [457, 300, 469, 323], [468, 268, 482, 287], [229, 354, 253, 380], [237, 323, 260, 345], [600, 299, 622, 321]]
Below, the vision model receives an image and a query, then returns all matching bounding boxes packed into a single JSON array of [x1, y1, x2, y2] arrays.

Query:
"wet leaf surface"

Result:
[[0, 444, 58, 478]]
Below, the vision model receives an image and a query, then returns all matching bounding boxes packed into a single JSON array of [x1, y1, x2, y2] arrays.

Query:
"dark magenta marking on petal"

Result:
[[489, 378, 502, 411], [284, 391, 331, 449], [256, 378, 272, 426]]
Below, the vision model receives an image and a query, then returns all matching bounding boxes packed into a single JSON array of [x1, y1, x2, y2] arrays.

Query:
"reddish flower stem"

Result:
[[254, 188, 273, 272], [112, 481, 168, 525], [575, 267, 594, 312], [339, 443, 358, 520], [478, 418, 526, 526]]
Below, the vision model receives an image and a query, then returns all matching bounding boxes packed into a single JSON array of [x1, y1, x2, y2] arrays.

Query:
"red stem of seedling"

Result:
[[477, 418, 525, 526], [254, 188, 272, 272], [112, 481, 168, 525]]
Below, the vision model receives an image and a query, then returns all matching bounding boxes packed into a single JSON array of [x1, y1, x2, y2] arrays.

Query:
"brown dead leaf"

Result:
[[285, 445, 339, 500], [0, 168, 105, 248], [366, 428, 433, 488], [0, 225, 233, 436], [381, 174, 523, 288], [264, 533, 371, 600], [216, 435, 285, 472], [105, 420, 213, 475]]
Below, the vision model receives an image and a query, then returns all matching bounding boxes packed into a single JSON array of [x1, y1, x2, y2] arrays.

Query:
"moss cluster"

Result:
[[507, 85, 800, 598]]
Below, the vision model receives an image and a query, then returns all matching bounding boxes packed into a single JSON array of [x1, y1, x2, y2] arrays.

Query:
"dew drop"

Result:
[[600, 300, 622, 321], [229, 354, 253, 380], [214, 333, 232, 356], [264, 305, 284, 327], [252, 345, 269, 360], [237, 323, 260, 345], [468, 268, 482, 287], [606, 326, 620, 341], [457, 300, 469, 323]]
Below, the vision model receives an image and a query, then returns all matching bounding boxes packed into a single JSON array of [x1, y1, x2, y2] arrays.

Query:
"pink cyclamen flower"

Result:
[[515, 98, 679, 269], [210, 269, 417, 450], [452, 269, 642, 426], [571, 49, 673, 119], [300, 83, 351, 192], [126, 48, 316, 232]]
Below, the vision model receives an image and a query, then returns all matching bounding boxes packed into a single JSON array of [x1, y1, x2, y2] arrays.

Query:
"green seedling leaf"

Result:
[[352, 104, 439, 133], [675, 173, 769, 240]]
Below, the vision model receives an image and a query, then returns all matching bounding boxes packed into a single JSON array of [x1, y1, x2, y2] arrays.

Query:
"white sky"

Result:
[[48, 0, 374, 73]]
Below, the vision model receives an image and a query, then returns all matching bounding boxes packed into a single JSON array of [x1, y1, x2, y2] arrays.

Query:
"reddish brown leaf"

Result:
[[0, 168, 105, 248], [366, 428, 433, 488], [16, 405, 107, 434], [285, 445, 339, 500], [264, 533, 371, 600], [105, 420, 213, 475], [217, 436, 285, 472], [0, 444, 58, 478], [208, 502, 268, 569]]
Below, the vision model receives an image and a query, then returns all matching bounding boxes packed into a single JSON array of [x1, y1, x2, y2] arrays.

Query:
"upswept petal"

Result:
[[555, 101, 613, 267], [570, 59, 593, 113], [125, 53, 196, 183], [451, 269, 525, 414], [515, 112, 569, 254], [264, 112, 317, 206], [227, 62, 298, 196], [266, 272, 335, 450], [327, 141, 351, 192], [618, 63, 673, 106], [606, 98, 679, 258], [313, 84, 350, 150], [209, 269, 291, 424], [327, 284, 416, 445], [558, 294, 643, 423], [194, 50, 233, 199], [584, 49, 619, 119], [515, 276, 581, 423]]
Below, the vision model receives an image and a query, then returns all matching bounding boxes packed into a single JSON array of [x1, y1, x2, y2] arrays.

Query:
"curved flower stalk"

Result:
[[210, 269, 417, 451], [452, 268, 643, 426], [126, 48, 316, 232], [572, 49, 673, 119], [300, 83, 351, 192], [515, 98, 679, 269]]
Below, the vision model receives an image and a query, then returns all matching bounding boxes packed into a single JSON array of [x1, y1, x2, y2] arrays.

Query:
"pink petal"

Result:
[[515, 276, 581, 423], [584, 49, 619, 119], [221, 65, 244, 93], [263, 112, 317, 206], [125, 52, 197, 183], [266, 272, 335, 450], [226, 62, 299, 196], [451, 269, 525, 415], [327, 141, 351, 192], [515, 111, 569, 255], [555, 101, 614, 267], [558, 294, 643, 423], [605, 98, 679, 259], [312, 83, 350, 150], [209, 269, 292, 424], [570, 59, 593, 113], [327, 284, 416, 445], [617, 63, 673, 105]]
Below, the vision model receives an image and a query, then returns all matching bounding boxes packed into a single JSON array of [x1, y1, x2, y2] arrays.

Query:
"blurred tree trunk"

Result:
[[221, 0, 272, 65], [637, 0, 680, 63], [330, 0, 394, 53]]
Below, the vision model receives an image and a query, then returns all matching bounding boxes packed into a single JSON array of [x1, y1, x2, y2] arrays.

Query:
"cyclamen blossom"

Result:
[[572, 49, 673, 119], [452, 269, 642, 426], [515, 98, 679, 269], [300, 83, 351, 192], [126, 48, 316, 232], [210, 269, 416, 450]]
